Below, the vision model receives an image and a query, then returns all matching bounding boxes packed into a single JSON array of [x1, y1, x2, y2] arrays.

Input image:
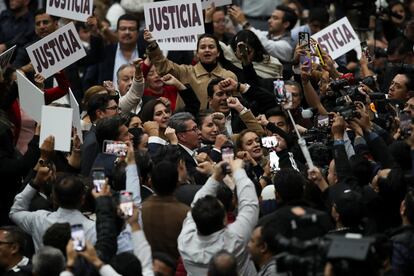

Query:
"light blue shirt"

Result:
[[113, 43, 139, 89]]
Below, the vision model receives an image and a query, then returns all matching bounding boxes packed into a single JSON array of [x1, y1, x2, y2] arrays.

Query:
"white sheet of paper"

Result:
[[40, 105, 73, 152], [46, 0, 93, 22], [16, 70, 45, 123], [69, 88, 83, 143], [26, 22, 87, 79], [311, 17, 360, 60], [144, 0, 205, 40], [157, 35, 197, 51], [201, 0, 231, 9], [0, 45, 16, 70]]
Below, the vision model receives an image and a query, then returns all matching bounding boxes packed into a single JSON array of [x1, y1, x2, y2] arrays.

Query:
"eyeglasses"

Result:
[[106, 105, 119, 111], [181, 126, 199, 133]]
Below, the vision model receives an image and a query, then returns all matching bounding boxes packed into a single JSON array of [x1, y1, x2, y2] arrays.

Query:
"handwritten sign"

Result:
[[144, 0, 204, 40], [47, 0, 93, 22], [157, 35, 197, 50], [201, 0, 231, 9], [0, 45, 16, 71], [16, 70, 45, 123], [26, 22, 86, 79], [311, 17, 360, 60]]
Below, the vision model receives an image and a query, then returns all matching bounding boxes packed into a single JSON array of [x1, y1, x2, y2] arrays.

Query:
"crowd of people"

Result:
[[1, 0, 414, 275]]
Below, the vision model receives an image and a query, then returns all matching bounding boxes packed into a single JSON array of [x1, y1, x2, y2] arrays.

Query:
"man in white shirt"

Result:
[[229, 5, 298, 64], [178, 159, 259, 276]]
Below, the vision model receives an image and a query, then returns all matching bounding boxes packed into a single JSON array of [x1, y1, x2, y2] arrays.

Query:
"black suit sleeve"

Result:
[[95, 196, 118, 263], [180, 84, 200, 118], [241, 83, 277, 115]]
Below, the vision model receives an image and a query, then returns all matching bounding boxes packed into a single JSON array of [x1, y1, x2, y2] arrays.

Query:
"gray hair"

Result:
[[168, 112, 195, 133], [32, 246, 65, 276]]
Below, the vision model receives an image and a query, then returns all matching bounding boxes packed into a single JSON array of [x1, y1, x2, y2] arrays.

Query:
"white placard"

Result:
[[201, 0, 231, 9], [16, 70, 45, 123], [144, 0, 205, 40], [69, 88, 83, 143], [311, 17, 360, 60], [40, 105, 73, 152], [46, 0, 93, 22], [26, 22, 87, 79], [0, 45, 16, 70], [157, 35, 197, 51]]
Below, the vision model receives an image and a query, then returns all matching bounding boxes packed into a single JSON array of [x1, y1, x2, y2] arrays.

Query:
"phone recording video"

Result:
[[71, 224, 86, 252], [103, 140, 128, 157], [92, 168, 105, 192], [119, 191, 133, 218], [261, 136, 279, 149]]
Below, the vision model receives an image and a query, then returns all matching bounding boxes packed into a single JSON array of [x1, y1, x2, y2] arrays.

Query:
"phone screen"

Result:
[[103, 140, 128, 157], [119, 191, 133, 217], [71, 224, 86, 252], [261, 136, 279, 149], [317, 115, 330, 128], [222, 147, 234, 163], [360, 41, 372, 63], [299, 32, 310, 51], [92, 169, 105, 192], [269, 151, 280, 172]]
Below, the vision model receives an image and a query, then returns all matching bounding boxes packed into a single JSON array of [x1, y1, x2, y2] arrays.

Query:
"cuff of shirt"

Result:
[[148, 136, 167, 145]]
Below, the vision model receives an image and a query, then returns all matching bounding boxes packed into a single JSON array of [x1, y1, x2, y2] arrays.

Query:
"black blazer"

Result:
[[178, 145, 209, 186]]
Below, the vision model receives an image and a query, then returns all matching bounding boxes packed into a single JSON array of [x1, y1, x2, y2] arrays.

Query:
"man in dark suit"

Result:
[[168, 112, 209, 186], [80, 94, 119, 176], [97, 14, 144, 86], [0, 226, 31, 276]]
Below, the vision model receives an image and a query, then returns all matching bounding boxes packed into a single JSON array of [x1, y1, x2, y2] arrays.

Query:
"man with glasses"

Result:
[[81, 94, 119, 176], [168, 112, 209, 185], [98, 14, 144, 88], [0, 226, 31, 276]]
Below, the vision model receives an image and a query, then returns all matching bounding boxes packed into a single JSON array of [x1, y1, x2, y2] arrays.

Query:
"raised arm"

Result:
[[119, 59, 144, 115]]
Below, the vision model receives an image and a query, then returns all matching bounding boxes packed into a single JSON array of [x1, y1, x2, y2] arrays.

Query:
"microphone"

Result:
[[301, 108, 317, 119]]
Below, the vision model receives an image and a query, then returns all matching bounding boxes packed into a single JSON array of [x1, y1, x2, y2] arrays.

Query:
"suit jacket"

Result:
[[97, 43, 145, 84], [80, 125, 98, 176], [178, 145, 209, 186], [142, 195, 190, 260]]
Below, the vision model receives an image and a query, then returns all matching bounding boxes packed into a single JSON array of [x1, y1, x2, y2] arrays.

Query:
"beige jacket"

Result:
[[147, 45, 237, 110]]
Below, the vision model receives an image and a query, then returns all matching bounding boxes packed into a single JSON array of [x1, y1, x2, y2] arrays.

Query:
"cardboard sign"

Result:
[[144, 0, 204, 40], [16, 70, 45, 123], [40, 105, 73, 152], [0, 45, 16, 71], [201, 0, 231, 9], [46, 0, 93, 22], [157, 35, 197, 50], [69, 88, 83, 143], [311, 17, 360, 60], [26, 22, 86, 79]]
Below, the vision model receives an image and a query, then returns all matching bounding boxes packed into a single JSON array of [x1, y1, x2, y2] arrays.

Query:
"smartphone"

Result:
[[71, 224, 86, 252], [269, 151, 280, 172], [361, 41, 372, 63], [91, 168, 105, 192], [103, 140, 128, 157], [221, 146, 234, 163], [261, 136, 279, 149], [119, 191, 133, 217], [317, 115, 330, 128], [400, 111, 412, 138], [299, 32, 310, 51], [274, 80, 292, 109]]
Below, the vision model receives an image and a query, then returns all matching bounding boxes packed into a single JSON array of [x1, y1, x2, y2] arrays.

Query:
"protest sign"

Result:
[[201, 0, 231, 9], [69, 88, 83, 142], [26, 22, 86, 79], [311, 17, 360, 60], [16, 70, 45, 123], [46, 0, 93, 22], [144, 0, 204, 40], [157, 35, 197, 50], [40, 105, 73, 152], [0, 45, 16, 71]]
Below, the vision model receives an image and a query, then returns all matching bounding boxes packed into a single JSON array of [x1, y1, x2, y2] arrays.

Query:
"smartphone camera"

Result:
[[221, 146, 234, 174], [103, 140, 128, 157], [261, 136, 279, 149], [92, 168, 105, 192], [71, 224, 86, 252], [119, 191, 133, 217]]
